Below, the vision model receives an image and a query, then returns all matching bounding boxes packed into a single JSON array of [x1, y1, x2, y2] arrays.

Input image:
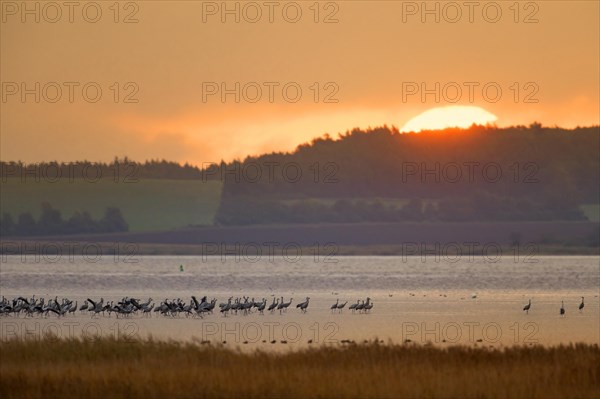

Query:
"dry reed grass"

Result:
[[1, 337, 598, 398]]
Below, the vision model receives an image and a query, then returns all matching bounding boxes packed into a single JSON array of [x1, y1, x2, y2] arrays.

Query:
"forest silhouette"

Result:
[[215, 124, 598, 224], [2, 123, 598, 228]]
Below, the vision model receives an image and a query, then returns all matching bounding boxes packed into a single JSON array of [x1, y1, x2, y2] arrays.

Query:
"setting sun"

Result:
[[400, 106, 498, 132]]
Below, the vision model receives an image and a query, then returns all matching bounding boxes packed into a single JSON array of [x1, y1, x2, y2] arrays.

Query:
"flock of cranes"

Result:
[[523, 297, 585, 316], [0, 295, 587, 318], [330, 298, 374, 313], [0, 295, 372, 318]]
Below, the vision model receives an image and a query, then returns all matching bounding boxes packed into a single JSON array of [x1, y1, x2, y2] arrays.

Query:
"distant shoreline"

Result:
[[1, 240, 598, 256], [1, 220, 598, 256]]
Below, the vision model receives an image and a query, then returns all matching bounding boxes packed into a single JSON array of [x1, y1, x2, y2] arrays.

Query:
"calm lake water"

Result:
[[1, 256, 598, 348]]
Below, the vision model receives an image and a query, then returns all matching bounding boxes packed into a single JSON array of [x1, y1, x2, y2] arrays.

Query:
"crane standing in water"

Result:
[[330, 299, 339, 313], [297, 297, 310, 313], [523, 299, 531, 314], [337, 301, 348, 313]]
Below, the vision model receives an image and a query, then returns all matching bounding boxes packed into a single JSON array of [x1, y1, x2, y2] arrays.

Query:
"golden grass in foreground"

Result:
[[1, 338, 599, 399]]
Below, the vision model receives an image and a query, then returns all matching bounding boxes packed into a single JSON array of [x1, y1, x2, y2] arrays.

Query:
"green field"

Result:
[[0, 178, 222, 232]]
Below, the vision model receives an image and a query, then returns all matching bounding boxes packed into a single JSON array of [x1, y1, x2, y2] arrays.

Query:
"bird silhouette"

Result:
[[523, 299, 531, 314]]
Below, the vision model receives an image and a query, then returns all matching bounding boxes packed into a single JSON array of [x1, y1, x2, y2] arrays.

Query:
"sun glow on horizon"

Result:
[[400, 106, 498, 133]]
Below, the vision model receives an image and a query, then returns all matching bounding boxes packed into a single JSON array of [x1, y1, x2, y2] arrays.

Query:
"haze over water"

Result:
[[1, 255, 598, 349]]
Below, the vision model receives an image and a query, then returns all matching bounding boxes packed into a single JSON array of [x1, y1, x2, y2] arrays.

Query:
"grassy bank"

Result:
[[1, 338, 599, 399]]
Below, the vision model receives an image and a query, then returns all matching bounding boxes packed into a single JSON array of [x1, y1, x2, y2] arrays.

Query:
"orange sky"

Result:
[[1, 1, 599, 165]]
